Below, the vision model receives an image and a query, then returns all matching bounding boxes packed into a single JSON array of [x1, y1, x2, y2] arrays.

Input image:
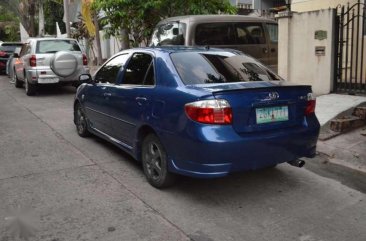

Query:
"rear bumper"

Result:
[[26, 66, 90, 84], [162, 116, 320, 178]]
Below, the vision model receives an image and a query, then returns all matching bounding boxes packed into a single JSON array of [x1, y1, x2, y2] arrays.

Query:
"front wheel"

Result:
[[142, 134, 176, 188], [75, 103, 90, 137]]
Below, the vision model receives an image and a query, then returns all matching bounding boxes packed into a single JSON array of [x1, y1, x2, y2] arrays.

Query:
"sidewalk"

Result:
[[314, 94, 366, 174]]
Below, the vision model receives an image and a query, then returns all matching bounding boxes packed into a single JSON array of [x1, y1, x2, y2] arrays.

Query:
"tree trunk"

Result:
[[28, 0, 36, 37], [93, 12, 103, 66], [120, 28, 130, 50]]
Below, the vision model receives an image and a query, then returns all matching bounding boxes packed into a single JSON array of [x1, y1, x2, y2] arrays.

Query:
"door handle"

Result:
[[263, 48, 268, 54], [103, 92, 112, 97], [136, 97, 147, 106], [136, 97, 147, 101]]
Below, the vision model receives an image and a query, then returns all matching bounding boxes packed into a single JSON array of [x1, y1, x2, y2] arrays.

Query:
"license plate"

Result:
[[38, 78, 59, 84], [256, 106, 289, 124]]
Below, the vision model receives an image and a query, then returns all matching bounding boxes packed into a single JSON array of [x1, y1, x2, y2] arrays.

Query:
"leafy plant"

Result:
[[93, 0, 236, 47]]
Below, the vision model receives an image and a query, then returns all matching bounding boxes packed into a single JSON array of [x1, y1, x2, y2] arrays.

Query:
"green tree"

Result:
[[0, 3, 20, 41], [93, 0, 236, 48], [43, 0, 65, 35]]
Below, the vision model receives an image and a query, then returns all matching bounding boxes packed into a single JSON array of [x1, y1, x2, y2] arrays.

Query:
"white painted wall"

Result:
[[278, 9, 336, 95]]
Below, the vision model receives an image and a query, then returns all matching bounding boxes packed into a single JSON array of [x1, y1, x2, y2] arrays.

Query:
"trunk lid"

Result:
[[190, 82, 312, 133]]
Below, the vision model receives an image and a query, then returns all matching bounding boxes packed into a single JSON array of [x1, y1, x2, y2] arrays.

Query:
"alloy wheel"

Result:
[[144, 142, 163, 181]]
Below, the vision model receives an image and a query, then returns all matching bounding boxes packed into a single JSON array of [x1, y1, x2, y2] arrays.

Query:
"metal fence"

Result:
[[334, 1, 366, 94]]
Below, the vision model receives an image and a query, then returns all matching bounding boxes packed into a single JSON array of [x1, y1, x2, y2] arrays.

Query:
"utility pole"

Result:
[[63, 0, 71, 37]]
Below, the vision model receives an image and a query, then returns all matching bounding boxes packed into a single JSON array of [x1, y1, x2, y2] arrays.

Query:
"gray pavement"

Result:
[[315, 94, 366, 126], [314, 93, 366, 175], [0, 75, 366, 241]]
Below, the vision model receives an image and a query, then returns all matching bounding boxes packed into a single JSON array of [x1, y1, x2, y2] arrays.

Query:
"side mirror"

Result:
[[79, 74, 93, 84], [13, 52, 19, 58]]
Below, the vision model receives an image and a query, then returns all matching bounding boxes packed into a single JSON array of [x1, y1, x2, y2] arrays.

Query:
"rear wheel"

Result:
[[14, 72, 22, 88], [24, 77, 37, 96], [75, 103, 90, 137], [142, 134, 175, 188]]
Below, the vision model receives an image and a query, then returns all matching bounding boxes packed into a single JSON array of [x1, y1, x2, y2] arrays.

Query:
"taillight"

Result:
[[185, 99, 233, 125], [29, 55, 37, 67], [305, 93, 316, 116], [82, 54, 88, 65], [0, 51, 7, 57]]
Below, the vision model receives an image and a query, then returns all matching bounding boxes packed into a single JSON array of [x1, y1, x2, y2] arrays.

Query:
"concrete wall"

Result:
[[278, 9, 336, 95], [291, 0, 362, 12]]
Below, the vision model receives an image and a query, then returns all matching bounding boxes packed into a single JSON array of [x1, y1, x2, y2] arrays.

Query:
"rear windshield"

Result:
[[36, 40, 81, 54], [170, 52, 280, 85], [0, 44, 23, 52]]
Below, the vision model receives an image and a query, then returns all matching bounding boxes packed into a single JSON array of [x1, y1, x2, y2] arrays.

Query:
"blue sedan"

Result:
[[74, 47, 320, 188]]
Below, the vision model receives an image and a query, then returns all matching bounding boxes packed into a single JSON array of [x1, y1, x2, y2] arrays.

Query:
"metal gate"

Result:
[[334, 1, 366, 94]]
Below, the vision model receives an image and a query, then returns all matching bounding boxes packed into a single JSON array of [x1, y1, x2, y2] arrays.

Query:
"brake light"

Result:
[[29, 55, 36, 67], [305, 93, 316, 116], [185, 99, 233, 124], [0, 51, 6, 57], [82, 54, 88, 65]]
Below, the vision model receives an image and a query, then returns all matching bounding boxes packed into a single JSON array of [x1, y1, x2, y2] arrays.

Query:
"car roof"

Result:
[[26, 37, 79, 42], [123, 46, 243, 55], [158, 14, 277, 24]]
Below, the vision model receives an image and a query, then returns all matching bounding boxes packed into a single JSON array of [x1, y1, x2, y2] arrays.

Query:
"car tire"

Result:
[[14, 71, 22, 88], [142, 134, 176, 188], [75, 103, 90, 137], [24, 77, 37, 96]]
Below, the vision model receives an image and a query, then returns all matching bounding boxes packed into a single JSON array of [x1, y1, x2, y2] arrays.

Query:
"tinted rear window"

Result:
[[0, 44, 22, 52], [36, 40, 81, 54], [170, 52, 280, 85]]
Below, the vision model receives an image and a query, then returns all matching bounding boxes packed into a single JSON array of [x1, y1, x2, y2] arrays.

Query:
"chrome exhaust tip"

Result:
[[288, 159, 305, 168]]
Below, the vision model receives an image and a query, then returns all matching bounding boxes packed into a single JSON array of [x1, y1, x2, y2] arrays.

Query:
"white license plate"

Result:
[[256, 106, 289, 124], [38, 78, 59, 84]]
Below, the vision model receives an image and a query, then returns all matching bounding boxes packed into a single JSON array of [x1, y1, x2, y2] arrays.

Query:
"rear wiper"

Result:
[[44, 51, 57, 53]]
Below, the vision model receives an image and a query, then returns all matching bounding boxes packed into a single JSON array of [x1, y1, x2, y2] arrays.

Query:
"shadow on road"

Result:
[[33, 85, 77, 97]]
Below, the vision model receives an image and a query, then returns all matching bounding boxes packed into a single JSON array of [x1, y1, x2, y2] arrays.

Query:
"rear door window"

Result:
[[235, 23, 266, 44], [122, 53, 155, 86], [171, 52, 280, 85], [195, 23, 235, 45], [36, 40, 81, 53]]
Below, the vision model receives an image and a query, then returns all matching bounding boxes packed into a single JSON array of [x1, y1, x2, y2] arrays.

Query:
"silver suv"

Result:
[[13, 38, 90, 96]]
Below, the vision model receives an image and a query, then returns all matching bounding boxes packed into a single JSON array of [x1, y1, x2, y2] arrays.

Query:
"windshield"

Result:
[[36, 40, 81, 54], [151, 22, 186, 46], [170, 52, 281, 85]]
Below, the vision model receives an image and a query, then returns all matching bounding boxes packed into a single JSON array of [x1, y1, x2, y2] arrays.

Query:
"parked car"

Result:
[[7, 47, 22, 82], [151, 15, 278, 72], [74, 47, 320, 188], [0, 42, 23, 74], [13, 37, 89, 96]]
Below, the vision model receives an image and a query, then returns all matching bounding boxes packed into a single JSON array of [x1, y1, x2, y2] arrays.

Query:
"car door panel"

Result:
[[106, 52, 155, 147], [84, 53, 131, 136]]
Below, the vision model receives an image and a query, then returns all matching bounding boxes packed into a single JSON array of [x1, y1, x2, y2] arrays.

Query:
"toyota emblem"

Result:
[[268, 92, 280, 100]]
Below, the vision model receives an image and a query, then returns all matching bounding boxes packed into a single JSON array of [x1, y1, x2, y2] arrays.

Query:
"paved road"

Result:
[[0, 75, 365, 241]]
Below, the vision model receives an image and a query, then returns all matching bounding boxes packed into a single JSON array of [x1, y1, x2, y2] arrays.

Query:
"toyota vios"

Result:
[[74, 47, 320, 188]]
